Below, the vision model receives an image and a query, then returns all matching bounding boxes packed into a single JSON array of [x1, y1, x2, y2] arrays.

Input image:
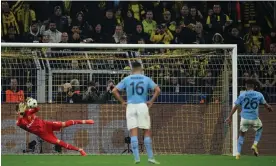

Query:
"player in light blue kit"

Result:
[[226, 79, 273, 159], [112, 61, 161, 164]]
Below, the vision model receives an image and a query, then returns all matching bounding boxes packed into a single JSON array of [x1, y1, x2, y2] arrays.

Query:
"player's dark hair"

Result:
[[245, 79, 256, 89], [131, 61, 142, 69]]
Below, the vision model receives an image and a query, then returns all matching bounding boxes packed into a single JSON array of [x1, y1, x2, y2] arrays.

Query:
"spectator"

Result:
[[51, 6, 70, 32], [24, 21, 41, 43], [17, 3, 36, 34], [115, 8, 123, 26], [212, 33, 224, 44], [1, 2, 20, 37], [152, 2, 174, 23], [269, 43, 276, 54], [124, 10, 138, 35], [189, 6, 203, 24], [150, 24, 173, 44], [130, 23, 150, 44], [251, 45, 261, 54], [169, 76, 184, 93], [43, 21, 62, 43], [224, 26, 245, 53], [5, 78, 25, 103], [181, 24, 197, 44], [112, 25, 126, 43], [2, 27, 20, 42], [92, 23, 109, 43], [205, 4, 230, 35], [195, 22, 206, 44], [160, 10, 176, 33], [171, 25, 184, 44], [243, 24, 264, 54], [82, 81, 112, 103], [70, 32, 81, 43], [142, 10, 157, 35], [60, 32, 69, 43], [265, 28, 276, 53], [176, 4, 190, 26], [101, 9, 117, 36], [41, 35, 50, 43], [74, 11, 92, 37], [128, 1, 145, 21]]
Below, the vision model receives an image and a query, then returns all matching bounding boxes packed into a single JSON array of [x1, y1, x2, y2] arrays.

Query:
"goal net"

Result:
[[1, 43, 238, 155]]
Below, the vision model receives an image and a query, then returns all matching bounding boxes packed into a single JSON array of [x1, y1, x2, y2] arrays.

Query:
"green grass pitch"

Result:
[[2, 155, 276, 166]]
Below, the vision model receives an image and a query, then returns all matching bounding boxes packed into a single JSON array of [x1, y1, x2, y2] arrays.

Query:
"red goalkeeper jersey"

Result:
[[16, 107, 45, 135]]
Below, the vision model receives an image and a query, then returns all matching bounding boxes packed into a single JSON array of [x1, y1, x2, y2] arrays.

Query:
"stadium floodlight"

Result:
[[1, 43, 238, 156]]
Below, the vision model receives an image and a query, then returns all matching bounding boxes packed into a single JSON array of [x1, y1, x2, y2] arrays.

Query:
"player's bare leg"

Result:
[[251, 127, 263, 157], [61, 120, 94, 128], [236, 131, 246, 159], [144, 129, 160, 164], [56, 139, 87, 156], [130, 128, 140, 164]]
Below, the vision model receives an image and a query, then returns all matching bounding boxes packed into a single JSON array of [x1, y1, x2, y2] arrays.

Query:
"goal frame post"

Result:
[[1, 43, 238, 156]]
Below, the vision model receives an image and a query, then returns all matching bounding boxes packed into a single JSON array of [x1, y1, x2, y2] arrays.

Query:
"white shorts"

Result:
[[240, 118, 263, 132], [126, 103, 150, 130]]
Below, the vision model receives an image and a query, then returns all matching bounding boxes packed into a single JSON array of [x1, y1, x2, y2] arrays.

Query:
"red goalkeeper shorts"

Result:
[[38, 121, 63, 144]]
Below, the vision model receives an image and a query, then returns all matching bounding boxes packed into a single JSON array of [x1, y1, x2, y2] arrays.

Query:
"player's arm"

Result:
[[112, 79, 126, 106], [147, 78, 161, 107], [28, 107, 40, 114], [225, 96, 242, 123], [260, 94, 273, 112]]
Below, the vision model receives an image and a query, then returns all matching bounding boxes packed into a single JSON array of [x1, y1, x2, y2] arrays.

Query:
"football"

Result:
[[27, 98, 38, 108]]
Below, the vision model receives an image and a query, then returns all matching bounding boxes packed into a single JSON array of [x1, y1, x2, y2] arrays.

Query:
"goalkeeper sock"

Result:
[[237, 135, 244, 154], [254, 128, 263, 145], [144, 136, 154, 159], [58, 140, 79, 151], [131, 136, 140, 161], [64, 120, 85, 127]]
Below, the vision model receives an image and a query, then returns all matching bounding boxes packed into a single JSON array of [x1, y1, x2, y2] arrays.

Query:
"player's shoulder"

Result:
[[253, 91, 264, 97]]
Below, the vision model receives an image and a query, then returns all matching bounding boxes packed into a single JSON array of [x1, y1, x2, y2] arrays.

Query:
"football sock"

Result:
[[65, 120, 84, 127], [237, 135, 244, 154], [144, 136, 154, 159], [254, 128, 263, 145], [58, 140, 79, 151], [131, 136, 140, 161]]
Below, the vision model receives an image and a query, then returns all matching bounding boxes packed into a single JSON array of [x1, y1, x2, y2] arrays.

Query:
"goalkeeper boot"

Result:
[[251, 144, 259, 157], [79, 149, 87, 156], [148, 159, 160, 164], [236, 153, 241, 160]]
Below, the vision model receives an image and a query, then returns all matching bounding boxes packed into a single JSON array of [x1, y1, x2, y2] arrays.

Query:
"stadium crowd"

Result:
[[1, 1, 276, 103]]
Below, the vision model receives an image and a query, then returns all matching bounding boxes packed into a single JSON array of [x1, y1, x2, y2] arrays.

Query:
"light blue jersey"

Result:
[[234, 90, 266, 120], [116, 74, 157, 104]]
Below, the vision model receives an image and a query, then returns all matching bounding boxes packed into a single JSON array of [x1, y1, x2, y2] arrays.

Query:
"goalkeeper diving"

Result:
[[225, 79, 273, 159], [112, 61, 161, 164], [16, 98, 94, 156]]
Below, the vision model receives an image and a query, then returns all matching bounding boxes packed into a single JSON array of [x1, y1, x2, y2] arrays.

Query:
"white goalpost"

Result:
[[1, 43, 238, 156]]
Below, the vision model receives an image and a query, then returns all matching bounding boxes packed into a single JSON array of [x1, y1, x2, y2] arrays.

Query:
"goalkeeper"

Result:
[[16, 98, 94, 156]]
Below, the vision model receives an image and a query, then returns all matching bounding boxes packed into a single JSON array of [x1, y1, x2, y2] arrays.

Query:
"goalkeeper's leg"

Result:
[[40, 133, 87, 156], [46, 120, 94, 131]]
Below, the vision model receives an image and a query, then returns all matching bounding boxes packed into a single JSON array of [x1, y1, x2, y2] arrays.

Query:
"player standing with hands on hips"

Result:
[[112, 61, 161, 164], [225, 79, 273, 159]]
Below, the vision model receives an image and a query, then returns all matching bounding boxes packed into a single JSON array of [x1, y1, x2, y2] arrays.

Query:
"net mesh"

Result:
[[2, 46, 275, 155]]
